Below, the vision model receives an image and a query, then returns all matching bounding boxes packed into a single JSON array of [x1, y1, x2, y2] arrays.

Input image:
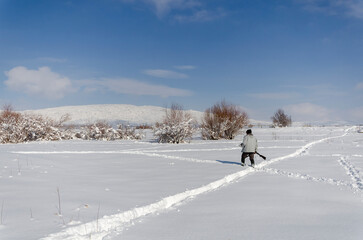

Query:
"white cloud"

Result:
[[144, 69, 188, 79], [356, 82, 363, 90], [284, 102, 332, 122], [4, 66, 74, 99], [4, 67, 192, 100], [78, 78, 192, 97]]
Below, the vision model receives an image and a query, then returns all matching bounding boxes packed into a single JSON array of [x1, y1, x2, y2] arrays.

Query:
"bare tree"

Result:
[[271, 109, 292, 127], [0, 104, 21, 124], [57, 113, 71, 127], [201, 100, 249, 140]]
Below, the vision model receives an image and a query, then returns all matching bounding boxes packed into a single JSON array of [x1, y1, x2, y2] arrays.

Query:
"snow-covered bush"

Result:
[[116, 124, 143, 140], [201, 100, 249, 140], [0, 105, 72, 143], [74, 122, 143, 140], [135, 124, 153, 129], [153, 104, 195, 143], [20, 114, 71, 141], [75, 121, 118, 140]]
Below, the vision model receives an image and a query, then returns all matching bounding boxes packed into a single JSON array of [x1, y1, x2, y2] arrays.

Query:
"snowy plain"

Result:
[[0, 126, 362, 240]]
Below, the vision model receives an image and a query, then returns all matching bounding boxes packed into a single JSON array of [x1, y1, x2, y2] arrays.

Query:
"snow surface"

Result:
[[0, 126, 362, 240]]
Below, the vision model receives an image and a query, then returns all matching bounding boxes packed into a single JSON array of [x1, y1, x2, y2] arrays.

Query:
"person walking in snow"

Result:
[[240, 129, 258, 167]]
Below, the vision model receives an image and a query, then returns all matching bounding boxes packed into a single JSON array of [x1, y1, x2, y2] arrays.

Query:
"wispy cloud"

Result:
[[78, 78, 192, 97], [356, 82, 363, 90], [174, 65, 196, 70], [284, 84, 347, 97], [4, 66, 193, 99], [174, 8, 226, 23], [4, 66, 74, 99], [296, 0, 363, 19], [121, 0, 226, 22], [36, 57, 67, 63], [144, 69, 188, 79], [149, 0, 201, 17], [122, 0, 201, 17], [346, 1, 363, 19], [349, 106, 363, 122], [284, 102, 332, 122], [249, 92, 299, 100]]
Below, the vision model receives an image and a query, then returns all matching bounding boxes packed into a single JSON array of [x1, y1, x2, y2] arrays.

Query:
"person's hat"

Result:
[[246, 129, 252, 134]]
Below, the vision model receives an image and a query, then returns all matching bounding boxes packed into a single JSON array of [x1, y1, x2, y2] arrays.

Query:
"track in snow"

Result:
[[338, 156, 363, 192], [257, 167, 354, 190]]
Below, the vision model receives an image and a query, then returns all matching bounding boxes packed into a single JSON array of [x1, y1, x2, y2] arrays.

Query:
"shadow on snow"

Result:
[[216, 160, 241, 166]]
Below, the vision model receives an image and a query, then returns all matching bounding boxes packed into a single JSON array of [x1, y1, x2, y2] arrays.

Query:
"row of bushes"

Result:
[[0, 105, 142, 144], [74, 122, 143, 141]]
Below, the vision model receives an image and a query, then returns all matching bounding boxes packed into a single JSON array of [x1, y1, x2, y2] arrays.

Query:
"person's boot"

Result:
[[251, 158, 255, 168]]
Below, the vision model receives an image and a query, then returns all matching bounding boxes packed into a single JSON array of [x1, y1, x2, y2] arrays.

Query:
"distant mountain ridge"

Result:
[[22, 104, 203, 126], [21, 104, 270, 126]]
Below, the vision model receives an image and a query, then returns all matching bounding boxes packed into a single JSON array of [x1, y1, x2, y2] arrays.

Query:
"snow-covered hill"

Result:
[[21, 104, 270, 126], [21, 104, 203, 126]]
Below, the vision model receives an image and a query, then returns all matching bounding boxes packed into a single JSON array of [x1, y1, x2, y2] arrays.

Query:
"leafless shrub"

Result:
[[116, 124, 143, 140], [271, 109, 292, 127], [57, 113, 72, 127], [75, 121, 117, 140], [0, 105, 72, 143], [135, 124, 153, 130], [153, 104, 195, 143], [0, 105, 23, 143], [75, 122, 143, 140], [22, 114, 66, 141], [201, 100, 249, 140]]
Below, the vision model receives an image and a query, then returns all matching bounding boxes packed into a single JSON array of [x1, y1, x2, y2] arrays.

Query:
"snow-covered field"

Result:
[[0, 126, 362, 240]]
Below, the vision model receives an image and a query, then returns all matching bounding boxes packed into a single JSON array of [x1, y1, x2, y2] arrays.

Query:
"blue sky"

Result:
[[1, 0, 363, 123]]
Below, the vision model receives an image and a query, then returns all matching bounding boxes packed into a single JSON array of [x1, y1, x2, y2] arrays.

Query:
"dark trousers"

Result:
[[241, 152, 255, 165]]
